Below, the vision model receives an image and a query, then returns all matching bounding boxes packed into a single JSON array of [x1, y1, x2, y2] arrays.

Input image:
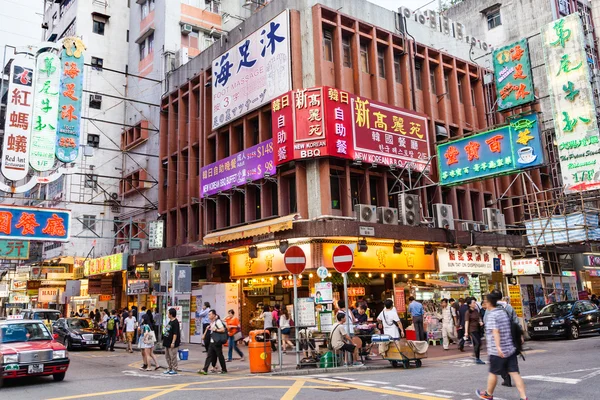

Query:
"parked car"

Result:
[[52, 318, 108, 350], [0, 318, 70, 387], [528, 300, 600, 340], [20, 309, 61, 323]]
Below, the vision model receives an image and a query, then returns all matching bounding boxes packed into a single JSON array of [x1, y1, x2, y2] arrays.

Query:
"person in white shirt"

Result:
[[441, 298, 457, 350], [124, 313, 137, 353], [101, 310, 110, 330], [377, 299, 405, 339]]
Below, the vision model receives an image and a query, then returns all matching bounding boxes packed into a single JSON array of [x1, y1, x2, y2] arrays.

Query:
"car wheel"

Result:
[[53, 372, 66, 382], [568, 325, 580, 340], [64, 338, 72, 351]]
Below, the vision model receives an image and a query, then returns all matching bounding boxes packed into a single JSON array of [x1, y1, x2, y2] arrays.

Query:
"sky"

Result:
[[0, 0, 43, 69], [368, 0, 443, 12]]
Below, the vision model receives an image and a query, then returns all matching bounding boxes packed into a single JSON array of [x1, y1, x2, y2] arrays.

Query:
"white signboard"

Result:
[[211, 10, 291, 130], [512, 258, 543, 275], [148, 220, 164, 249], [2, 54, 35, 181], [9, 293, 30, 303], [437, 248, 512, 274], [39, 287, 59, 302], [296, 297, 316, 327], [0, 283, 9, 298]]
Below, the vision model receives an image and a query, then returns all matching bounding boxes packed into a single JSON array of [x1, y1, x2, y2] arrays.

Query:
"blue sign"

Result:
[[437, 113, 545, 185], [493, 258, 501, 272], [0, 205, 70, 242]]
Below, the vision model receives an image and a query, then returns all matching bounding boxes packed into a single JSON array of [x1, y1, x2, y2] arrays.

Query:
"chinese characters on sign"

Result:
[[148, 220, 164, 249], [542, 14, 600, 192], [437, 113, 544, 185], [84, 253, 127, 276], [437, 248, 513, 274], [1, 54, 35, 181], [56, 37, 85, 162], [0, 239, 30, 260], [511, 258, 543, 275], [200, 139, 276, 197], [492, 39, 535, 110], [212, 11, 290, 130], [0, 206, 70, 241], [30, 52, 61, 171]]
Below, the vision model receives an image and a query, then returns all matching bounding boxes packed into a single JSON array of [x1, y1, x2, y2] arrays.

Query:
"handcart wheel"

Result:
[[391, 360, 399, 368], [415, 359, 422, 368], [402, 360, 409, 369]]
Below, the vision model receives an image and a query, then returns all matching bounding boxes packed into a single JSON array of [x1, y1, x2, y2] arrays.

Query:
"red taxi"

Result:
[[0, 317, 70, 386]]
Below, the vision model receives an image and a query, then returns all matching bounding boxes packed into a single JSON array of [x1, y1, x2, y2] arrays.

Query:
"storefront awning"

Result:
[[203, 214, 300, 245], [413, 278, 466, 288]]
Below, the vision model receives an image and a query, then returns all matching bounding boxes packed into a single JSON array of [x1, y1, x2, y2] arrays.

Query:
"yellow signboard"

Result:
[[230, 244, 311, 278], [508, 285, 523, 318], [85, 253, 127, 276]]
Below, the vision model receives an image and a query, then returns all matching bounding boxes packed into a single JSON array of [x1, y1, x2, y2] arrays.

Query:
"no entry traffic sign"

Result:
[[284, 245, 306, 275], [332, 245, 354, 273]]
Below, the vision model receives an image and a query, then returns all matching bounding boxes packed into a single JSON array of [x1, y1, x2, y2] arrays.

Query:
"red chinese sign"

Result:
[[272, 86, 431, 172]]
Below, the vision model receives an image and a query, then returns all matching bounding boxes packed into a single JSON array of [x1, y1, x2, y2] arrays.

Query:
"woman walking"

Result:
[[198, 310, 228, 375], [225, 310, 244, 362], [140, 320, 160, 371], [279, 308, 294, 354], [464, 297, 486, 365]]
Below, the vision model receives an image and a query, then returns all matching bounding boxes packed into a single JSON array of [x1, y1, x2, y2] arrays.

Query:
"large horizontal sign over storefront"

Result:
[[272, 87, 431, 171], [437, 248, 512, 274], [201, 139, 275, 198], [212, 11, 291, 130], [0, 206, 70, 241], [85, 253, 127, 276], [437, 113, 544, 185]]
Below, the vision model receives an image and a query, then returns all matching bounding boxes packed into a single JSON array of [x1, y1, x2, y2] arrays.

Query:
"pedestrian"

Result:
[[139, 317, 159, 371], [464, 297, 485, 365], [457, 298, 469, 351], [94, 309, 101, 327], [377, 299, 405, 340], [476, 291, 528, 400], [198, 310, 228, 375], [124, 311, 137, 353], [162, 307, 181, 375], [89, 310, 95, 324], [440, 298, 457, 350], [121, 308, 129, 342], [330, 313, 362, 366], [198, 302, 211, 353], [279, 308, 295, 354], [591, 294, 599, 307], [153, 307, 161, 339], [272, 304, 281, 325], [493, 289, 523, 388], [224, 309, 245, 362], [77, 308, 84, 317], [106, 310, 118, 351], [408, 296, 426, 341], [101, 309, 110, 330], [261, 305, 277, 351], [336, 299, 356, 323]]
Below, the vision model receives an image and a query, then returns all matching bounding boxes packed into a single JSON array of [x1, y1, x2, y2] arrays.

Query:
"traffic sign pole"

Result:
[[293, 273, 299, 367], [343, 272, 351, 364]]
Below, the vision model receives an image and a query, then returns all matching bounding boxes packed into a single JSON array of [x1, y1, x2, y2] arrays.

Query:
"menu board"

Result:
[[508, 285, 523, 318], [394, 287, 406, 313], [319, 311, 333, 332], [296, 297, 316, 327]]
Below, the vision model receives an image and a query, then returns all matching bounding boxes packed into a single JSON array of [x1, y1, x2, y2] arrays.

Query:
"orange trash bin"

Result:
[[248, 330, 272, 373]]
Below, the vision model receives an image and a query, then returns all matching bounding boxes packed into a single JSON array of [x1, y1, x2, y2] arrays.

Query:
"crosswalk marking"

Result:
[[396, 384, 425, 390], [332, 376, 356, 381], [435, 390, 470, 395], [522, 375, 580, 384], [382, 386, 412, 392], [363, 380, 390, 384], [352, 382, 376, 387], [419, 392, 452, 398]]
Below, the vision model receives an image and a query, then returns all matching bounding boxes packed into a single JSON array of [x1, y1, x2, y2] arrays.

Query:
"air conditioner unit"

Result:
[[498, 213, 507, 234], [398, 194, 420, 226], [433, 203, 455, 230], [175, 48, 189, 68], [483, 208, 503, 232], [181, 23, 193, 35], [355, 204, 377, 223], [91, 94, 102, 102], [461, 222, 480, 232], [377, 207, 399, 225]]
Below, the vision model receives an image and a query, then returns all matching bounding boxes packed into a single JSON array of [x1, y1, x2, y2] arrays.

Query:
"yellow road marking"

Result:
[[140, 383, 192, 400], [280, 379, 304, 400], [178, 385, 342, 390], [47, 385, 180, 400]]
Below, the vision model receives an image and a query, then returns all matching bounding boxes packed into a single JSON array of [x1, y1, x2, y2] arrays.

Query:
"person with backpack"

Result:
[[493, 289, 524, 388], [106, 310, 119, 352], [476, 292, 528, 400], [198, 310, 228, 375]]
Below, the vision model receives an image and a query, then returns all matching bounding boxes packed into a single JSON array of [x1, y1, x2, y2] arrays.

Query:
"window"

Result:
[[330, 175, 341, 210], [322, 30, 333, 62], [82, 215, 96, 231], [487, 9, 501, 30], [141, 1, 148, 18], [342, 36, 352, 68], [126, 29, 129, 42], [430, 68, 437, 94], [91, 57, 103, 71], [457, 77, 464, 103], [92, 20, 105, 35], [148, 32, 154, 54], [377, 48, 385, 78], [393, 54, 401, 83], [89, 94, 102, 109], [87, 134, 100, 148], [85, 174, 98, 189], [205, 0, 220, 13], [415, 61, 422, 89], [360, 43, 369, 73], [139, 41, 146, 60]]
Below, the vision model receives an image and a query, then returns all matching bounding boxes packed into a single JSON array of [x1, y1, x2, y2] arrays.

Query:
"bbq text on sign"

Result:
[[0, 206, 70, 241], [493, 39, 535, 111]]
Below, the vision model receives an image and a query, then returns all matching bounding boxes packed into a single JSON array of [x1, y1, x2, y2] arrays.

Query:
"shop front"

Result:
[[573, 253, 600, 295], [84, 253, 128, 313]]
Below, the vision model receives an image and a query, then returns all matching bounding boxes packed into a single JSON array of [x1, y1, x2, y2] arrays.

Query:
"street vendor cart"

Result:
[[374, 335, 428, 369]]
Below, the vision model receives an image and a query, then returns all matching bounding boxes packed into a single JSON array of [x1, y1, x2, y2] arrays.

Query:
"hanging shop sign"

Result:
[[272, 87, 430, 171], [492, 39, 535, 111], [212, 11, 291, 130], [30, 52, 61, 171], [10, 280, 27, 291], [46, 272, 74, 280], [282, 278, 303, 288], [0, 283, 9, 298], [542, 14, 600, 192], [9, 293, 29, 303], [1, 54, 35, 181], [56, 37, 85, 162], [148, 220, 164, 249], [0, 205, 70, 241], [30, 266, 65, 280], [347, 287, 365, 296], [437, 248, 513, 274], [229, 243, 311, 278], [511, 258, 543, 275], [437, 113, 544, 186], [314, 281, 333, 304], [200, 139, 275, 198], [85, 252, 127, 276], [38, 287, 59, 303], [27, 281, 41, 290], [0, 239, 30, 259], [127, 279, 150, 295]]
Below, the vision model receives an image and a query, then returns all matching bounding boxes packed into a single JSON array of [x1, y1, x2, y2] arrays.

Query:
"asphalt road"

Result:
[[2, 334, 600, 400]]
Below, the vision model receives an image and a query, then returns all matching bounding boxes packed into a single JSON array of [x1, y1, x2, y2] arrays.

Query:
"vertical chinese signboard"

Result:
[[493, 39, 535, 111], [212, 11, 291, 130], [30, 52, 61, 171], [542, 14, 600, 192], [1, 54, 35, 181], [0, 205, 70, 242], [56, 37, 85, 162]]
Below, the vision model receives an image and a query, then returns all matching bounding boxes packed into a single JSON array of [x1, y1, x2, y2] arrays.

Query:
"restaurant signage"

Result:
[[0, 239, 30, 259], [127, 279, 150, 295], [437, 113, 544, 186], [229, 244, 312, 278], [212, 11, 290, 130], [492, 39, 535, 111], [85, 253, 127, 276], [0, 205, 70, 241], [437, 248, 512, 274], [201, 139, 275, 197]]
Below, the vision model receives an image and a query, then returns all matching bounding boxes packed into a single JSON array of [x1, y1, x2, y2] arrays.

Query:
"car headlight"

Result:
[[70, 332, 82, 339], [53, 350, 67, 360], [3, 354, 18, 364], [551, 318, 565, 326]]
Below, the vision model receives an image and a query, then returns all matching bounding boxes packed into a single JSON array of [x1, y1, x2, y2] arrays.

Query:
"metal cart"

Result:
[[379, 337, 428, 369]]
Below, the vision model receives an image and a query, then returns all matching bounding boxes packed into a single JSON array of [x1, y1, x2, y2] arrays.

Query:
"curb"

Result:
[[268, 363, 391, 376]]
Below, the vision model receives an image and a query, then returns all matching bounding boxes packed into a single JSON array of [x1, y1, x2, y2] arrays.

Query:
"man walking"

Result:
[[124, 311, 137, 353], [106, 310, 119, 352], [494, 289, 522, 388], [440, 299, 457, 350], [163, 308, 181, 375], [408, 296, 425, 341], [457, 298, 469, 351], [476, 292, 528, 400], [198, 302, 211, 352]]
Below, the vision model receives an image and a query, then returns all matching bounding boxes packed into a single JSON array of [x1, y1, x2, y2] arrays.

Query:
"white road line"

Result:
[[352, 382, 376, 387], [363, 380, 391, 384], [396, 384, 425, 390], [522, 375, 580, 384], [382, 386, 412, 392], [436, 390, 457, 394], [318, 378, 347, 382], [419, 392, 452, 398], [331, 376, 356, 381]]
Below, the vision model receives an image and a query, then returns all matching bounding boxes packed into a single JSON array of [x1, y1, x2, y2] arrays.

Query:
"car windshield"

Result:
[[0, 322, 52, 343], [539, 302, 574, 315], [36, 312, 60, 321], [68, 319, 92, 329]]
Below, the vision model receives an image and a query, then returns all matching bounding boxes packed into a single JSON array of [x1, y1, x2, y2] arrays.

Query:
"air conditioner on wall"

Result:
[[398, 194, 420, 226], [483, 208, 503, 232], [175, 48, 189, 68], [433, 203, 455, 230], [461, 222, 480, 232], [181, 23, 193, 35], [355, 204, 377, 223], [377, 207, 399, 225]]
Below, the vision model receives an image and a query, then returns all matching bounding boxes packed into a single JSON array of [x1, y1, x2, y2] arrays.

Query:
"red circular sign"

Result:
[[284, 246, 306, 275], [332, 245, 354, 273]]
